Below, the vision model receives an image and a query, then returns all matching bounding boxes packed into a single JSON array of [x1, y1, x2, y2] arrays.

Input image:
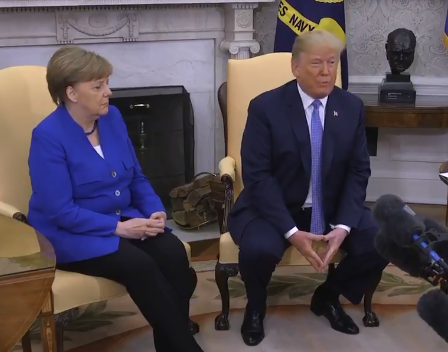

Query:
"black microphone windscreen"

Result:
[[373, 194, 407, 223], [373, 194, 425, 247], [417, 289, 448, 343], [374, 228, 425, 277]]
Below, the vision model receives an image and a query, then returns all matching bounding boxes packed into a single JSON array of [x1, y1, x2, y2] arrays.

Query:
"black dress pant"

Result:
[[57, 230, 203, 352], [238, 208, 389, 312]]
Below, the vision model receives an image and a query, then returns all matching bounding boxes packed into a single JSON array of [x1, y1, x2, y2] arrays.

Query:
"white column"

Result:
[[220, 3, 261, 59]]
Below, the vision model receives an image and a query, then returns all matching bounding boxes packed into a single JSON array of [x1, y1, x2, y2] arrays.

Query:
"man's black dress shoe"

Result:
[[241, 309, 265, 346], [310, 293, 360, 335]]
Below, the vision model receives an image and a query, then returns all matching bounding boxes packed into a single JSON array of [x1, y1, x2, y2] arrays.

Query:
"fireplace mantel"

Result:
[[0, 0, 271, 60], [0, 0, 267, 6]]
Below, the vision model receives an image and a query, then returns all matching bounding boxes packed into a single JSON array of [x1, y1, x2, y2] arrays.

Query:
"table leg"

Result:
[[40, 293, 57, 352]]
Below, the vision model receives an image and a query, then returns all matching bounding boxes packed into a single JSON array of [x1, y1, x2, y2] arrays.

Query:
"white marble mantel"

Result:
[[0, 0, 264, 6], [0, 0, 272, 174], [0, 0, 272, 59]]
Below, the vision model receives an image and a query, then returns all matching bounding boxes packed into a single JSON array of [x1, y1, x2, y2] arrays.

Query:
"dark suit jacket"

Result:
[[28, 104, 165, 263], [228, 79, 374, 244]]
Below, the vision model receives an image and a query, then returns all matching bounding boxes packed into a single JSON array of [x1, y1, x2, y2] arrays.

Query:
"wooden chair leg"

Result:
[[21, 330, 32, 352], [188, 267, 200, 335], [56, 322, 65, 352], [214, 261, 239, 331], [362, 271, 382, 327]]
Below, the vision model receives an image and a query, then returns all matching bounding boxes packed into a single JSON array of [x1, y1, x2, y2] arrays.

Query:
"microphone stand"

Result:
[[416, 229, 448, 294], [421, 264, 448, 294]]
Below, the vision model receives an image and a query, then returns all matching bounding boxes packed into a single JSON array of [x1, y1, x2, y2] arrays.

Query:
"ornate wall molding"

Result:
[[56, 11, 139, 44], [0, 0, 269, 7], [220, 3, 260, 59], [0, 2, 266, 59]]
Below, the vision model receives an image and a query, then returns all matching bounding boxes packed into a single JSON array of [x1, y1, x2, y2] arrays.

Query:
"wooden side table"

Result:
[[358, 94, 448, 128], [357, 94, 448, 225], [0, 215, 56, 352]]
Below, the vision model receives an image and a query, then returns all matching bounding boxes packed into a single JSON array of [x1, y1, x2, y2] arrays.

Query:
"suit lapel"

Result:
[[284, 80, 311, 179], [322, 90, 340, 179]]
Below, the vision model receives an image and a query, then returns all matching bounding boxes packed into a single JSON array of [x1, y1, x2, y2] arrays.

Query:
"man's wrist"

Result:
[[333, 224, 350, 236], [284, 226, 298, 239]]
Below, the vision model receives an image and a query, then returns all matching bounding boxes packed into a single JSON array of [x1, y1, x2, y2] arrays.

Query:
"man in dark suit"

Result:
[[227, 29, 389, 346]]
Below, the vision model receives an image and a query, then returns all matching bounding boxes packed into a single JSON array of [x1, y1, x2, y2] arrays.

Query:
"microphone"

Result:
[[373, 194, 429, 277], [373, 194, 426, 246], [374, 194, 448, 343], [373, 227, 424, 277], [417, 289, 448, 343], [373, 194, 448, 287]]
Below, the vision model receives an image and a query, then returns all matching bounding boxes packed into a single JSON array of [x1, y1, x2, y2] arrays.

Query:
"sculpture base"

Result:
[[385, 72, 411, 83], [378, 78, 416, 104]]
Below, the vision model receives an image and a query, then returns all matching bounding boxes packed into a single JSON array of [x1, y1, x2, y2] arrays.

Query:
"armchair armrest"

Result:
[[0, 201, 27, 223], [218, 156, 236, 182], [217, 157, 236, 233]]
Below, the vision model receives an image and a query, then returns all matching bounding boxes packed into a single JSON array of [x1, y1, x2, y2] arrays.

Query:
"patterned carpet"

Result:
[[70, 305, 448, 352], [15, 261, 437, 352]]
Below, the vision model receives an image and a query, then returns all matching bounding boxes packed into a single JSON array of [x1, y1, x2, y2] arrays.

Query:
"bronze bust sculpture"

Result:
[[378, 28, 417, 104], [385, 28, 416, 75]]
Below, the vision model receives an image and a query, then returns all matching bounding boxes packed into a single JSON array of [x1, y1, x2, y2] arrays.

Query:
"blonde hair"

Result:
[[291, 30, 345, 61], [46, 46, 113, 105]]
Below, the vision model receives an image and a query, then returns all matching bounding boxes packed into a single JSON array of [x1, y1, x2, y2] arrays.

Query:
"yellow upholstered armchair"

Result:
[[213, 53, 379, 331], [0, 66, 197, 352]]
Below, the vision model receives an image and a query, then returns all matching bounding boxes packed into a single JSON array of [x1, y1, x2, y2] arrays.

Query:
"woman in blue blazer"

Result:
[[28, 46, 204, 352]]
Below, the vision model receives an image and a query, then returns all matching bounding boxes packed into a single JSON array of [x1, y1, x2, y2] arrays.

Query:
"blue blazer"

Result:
[[28, 104, 165, 263], [228, 80, 375, 252]]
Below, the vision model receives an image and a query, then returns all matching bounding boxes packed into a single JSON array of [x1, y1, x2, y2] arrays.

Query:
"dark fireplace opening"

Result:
[[110, 86, 195, 218]]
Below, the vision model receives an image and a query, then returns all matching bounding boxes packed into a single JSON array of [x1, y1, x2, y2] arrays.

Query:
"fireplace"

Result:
[[110, 86, 195, 216]]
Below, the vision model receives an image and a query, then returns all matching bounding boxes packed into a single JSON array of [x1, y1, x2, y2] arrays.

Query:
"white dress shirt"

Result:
[[284, 84, 351, 239], [94, 145, 105, 159]]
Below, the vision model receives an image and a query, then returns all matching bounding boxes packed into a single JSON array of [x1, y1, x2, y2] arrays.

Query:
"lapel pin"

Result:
[[334, 111, 338, 117]]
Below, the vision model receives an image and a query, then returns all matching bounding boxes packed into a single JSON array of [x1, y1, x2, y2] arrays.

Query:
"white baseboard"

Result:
[[366, 177, 447, 205], [348, 75, 448, 96]]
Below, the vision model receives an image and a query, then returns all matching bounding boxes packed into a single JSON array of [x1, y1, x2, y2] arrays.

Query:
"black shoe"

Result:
[[240, 309, 265, 346], [310, 293, 359, 335]]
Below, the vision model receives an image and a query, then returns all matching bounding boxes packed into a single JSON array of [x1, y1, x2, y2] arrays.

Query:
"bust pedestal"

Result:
[[378, 72, 416, 104]]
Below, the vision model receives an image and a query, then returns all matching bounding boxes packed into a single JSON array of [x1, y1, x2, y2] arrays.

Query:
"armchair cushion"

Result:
[[52, 270, 128, 315], [53, 241, 192, 314]]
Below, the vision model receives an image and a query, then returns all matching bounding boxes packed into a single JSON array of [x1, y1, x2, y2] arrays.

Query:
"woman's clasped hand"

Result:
[[115, 214, 166, 239]]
